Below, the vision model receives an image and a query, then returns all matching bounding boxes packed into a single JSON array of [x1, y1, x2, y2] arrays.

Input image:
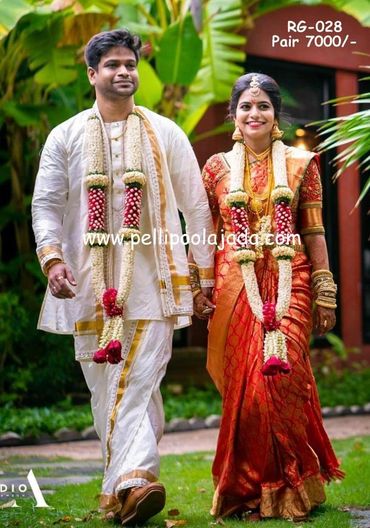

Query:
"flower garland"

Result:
[[226, 139, 295, 376], [85, 112, 146, 364]]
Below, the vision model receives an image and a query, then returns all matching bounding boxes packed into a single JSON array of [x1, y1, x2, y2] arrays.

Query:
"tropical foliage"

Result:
[[0, 0, 369, 406], [317, 94, 370, 205], [314, 57, 370, 206], [117, 0, 247, 135]]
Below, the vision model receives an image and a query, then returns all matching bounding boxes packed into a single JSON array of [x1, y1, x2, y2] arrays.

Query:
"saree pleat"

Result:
[[209, 248, 343, 519], [203, 150, 344, 519], [203, 149, 343, 518]]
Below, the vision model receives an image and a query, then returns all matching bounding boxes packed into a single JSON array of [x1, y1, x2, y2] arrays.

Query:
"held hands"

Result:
[[313, 305, 336, 336], [193, 287, 215, 320], [48, 263, 77, 299]]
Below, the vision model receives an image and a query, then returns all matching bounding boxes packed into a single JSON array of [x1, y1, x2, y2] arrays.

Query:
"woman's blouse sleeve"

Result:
[[201, 154, 222, 217], [298, 157, 325, 235]]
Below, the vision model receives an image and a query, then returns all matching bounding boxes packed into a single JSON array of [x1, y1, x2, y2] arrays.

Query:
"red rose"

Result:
[[103, 288, 124, 317], [261, 356, 281, 376], [262, 356, 291, 376], [106, 340, 122, 364], [93, 348, 108, 364], [280, 360, 291, 374]]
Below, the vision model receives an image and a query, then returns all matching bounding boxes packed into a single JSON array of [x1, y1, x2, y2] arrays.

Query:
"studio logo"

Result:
[[0, 469, 50, 508]]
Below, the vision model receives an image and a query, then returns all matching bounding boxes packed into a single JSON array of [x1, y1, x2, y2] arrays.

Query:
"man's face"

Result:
[[87, 46, 139, 101]]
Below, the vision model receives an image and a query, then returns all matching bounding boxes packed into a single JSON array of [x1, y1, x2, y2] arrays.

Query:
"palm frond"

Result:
[[179, 0, 245, 134], [314, 94, 370, 201]]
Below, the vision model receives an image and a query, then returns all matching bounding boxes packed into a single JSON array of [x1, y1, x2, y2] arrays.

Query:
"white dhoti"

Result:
[[80, 319, 173, 509]]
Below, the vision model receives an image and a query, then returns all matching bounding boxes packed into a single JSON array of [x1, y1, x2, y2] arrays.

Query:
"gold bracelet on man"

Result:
[[189, 263, 202, 299]]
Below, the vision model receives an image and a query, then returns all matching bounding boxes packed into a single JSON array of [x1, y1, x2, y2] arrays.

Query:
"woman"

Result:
[[190, 73, 344, 521]]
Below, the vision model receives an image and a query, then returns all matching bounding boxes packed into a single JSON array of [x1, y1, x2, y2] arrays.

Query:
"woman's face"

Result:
[[234, 88, 275, 144]]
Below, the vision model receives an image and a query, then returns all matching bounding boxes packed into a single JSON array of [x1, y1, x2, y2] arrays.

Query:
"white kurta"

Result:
[[32, 104, 215, 360], [32, 104, 215, 508]]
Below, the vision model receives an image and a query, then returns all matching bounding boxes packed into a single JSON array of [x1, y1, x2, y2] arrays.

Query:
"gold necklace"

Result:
[[106, 122, 126, 141], [245, 144, 271, 165], [244, 152, 274, 217], [109, 130, 125, 141]]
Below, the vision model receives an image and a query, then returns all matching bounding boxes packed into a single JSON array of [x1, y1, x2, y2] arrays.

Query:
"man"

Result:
[[32, 29, 215, 525]]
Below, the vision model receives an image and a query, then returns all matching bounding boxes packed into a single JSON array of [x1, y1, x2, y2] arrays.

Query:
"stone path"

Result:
[[0, 415, 369, 525], [1, 414, 369, 461]]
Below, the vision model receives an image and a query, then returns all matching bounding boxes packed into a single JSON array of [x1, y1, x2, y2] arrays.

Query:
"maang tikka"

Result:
[[249, 75, 261, 97]]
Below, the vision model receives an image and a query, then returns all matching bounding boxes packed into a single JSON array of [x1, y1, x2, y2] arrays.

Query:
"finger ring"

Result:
[[323, 320, 328, 327], [56, 275, 64, 280]]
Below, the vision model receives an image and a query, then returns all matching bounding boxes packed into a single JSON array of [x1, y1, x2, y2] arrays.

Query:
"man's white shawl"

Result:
[[32, 105, 215, 359]]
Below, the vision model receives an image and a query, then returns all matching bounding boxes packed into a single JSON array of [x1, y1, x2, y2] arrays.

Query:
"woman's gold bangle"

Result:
[[311, 269, 333, 280], [315, 300, 337, 309]]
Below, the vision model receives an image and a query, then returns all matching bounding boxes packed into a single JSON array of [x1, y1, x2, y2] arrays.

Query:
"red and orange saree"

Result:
[[203, 146, 344, 520]]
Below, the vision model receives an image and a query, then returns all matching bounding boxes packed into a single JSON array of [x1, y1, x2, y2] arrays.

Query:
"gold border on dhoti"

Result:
[[105, 320, 147, 469], [198, 267, 214, 280]]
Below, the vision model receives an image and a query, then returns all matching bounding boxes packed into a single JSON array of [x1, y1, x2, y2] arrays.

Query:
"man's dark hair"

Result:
[[84, 29, 142, 70]]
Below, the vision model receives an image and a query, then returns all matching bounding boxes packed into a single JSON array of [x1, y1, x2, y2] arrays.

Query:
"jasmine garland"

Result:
[[226, 139, 296, 376], [85, 111, 146, 364]]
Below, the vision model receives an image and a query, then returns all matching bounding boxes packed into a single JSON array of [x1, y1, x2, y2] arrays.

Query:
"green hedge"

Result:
[[1, 369, 370, 438]]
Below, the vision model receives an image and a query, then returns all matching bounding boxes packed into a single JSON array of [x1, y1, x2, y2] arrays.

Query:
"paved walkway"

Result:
[[1, 414, 369, 460], [1, 415, 369, 526]]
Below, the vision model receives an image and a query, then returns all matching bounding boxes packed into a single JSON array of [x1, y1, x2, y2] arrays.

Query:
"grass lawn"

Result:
[[1, 436, 369, 527]]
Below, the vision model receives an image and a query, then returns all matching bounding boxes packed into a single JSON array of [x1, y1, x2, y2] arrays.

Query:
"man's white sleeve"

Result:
[[32, 130, 68, 274]]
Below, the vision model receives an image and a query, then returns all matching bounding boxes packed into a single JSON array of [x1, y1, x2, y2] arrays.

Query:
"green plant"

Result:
[[0, 403, 93, 437], [1, 0, 369, 412], [315, 92, 370, 206], [315, 368, 370, 407], [0, 287, 84, 407], [0, 292, 28, 379], [313, 52, 370, 206], [162, 384, 222, 421], [1, 371, 369, 438], [116, 0, 247, 136]]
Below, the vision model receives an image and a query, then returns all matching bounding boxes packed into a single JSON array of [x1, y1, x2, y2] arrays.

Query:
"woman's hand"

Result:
[[313, 305, 336, 335], [193, 288, 215, 320]]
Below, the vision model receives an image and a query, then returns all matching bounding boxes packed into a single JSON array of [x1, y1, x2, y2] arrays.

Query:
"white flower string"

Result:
[[227, 139, 295, 375], [85, 112, 146, 364]]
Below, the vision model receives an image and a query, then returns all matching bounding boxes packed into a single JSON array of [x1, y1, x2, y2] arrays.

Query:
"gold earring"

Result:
[[232, 126, 243, 142], [271, 122, 284, 141]]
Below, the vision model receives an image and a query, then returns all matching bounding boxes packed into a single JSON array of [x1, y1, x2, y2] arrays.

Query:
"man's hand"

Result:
[[193, 287, 215, 320], [48, 262, 77, 299]]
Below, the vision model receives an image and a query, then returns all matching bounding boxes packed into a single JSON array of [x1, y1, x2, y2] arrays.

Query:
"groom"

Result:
[[32, 28, 215, 525]]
